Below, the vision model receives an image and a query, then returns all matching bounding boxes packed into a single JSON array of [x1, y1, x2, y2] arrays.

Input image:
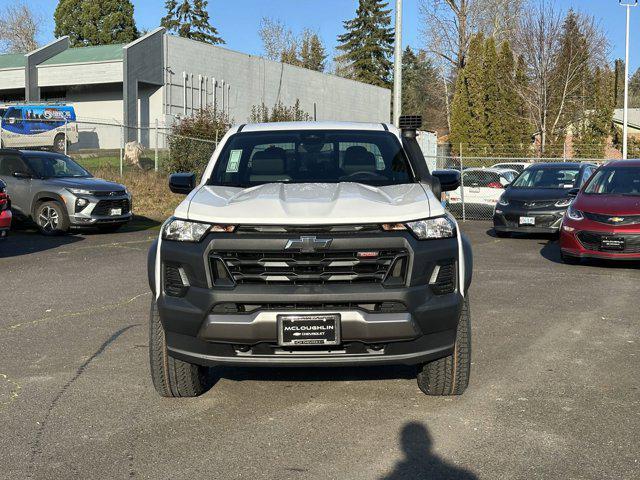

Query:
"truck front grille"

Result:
[[210, 249, 408, 286]]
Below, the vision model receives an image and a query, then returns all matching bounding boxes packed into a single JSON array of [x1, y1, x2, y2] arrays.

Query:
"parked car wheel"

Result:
[[149, 299, 213, 397], [416, 296, 471, 396], [53, 133, 67, 153], [35, 201, 70, 236]]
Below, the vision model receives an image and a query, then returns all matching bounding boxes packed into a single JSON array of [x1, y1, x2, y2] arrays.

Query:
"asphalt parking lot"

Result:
[[0, 221, 638, 480]]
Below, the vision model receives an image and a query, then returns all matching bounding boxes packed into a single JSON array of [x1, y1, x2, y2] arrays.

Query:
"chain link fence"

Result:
[[2, 114, 638, 223]]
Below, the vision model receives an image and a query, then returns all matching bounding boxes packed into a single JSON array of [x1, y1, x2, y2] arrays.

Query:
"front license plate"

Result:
[[601, 236, 625, 251], [109, 208, 122, 216], [278, 314, 340, 346], [519, 216, 535, 226]]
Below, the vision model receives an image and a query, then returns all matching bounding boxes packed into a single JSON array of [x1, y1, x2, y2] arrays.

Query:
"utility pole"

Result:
[[620, 0, 637, 159], [393, 0, 403, 127]]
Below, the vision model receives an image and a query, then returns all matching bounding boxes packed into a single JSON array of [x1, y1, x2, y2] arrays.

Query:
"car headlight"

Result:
[[66, 187, 92, 195], [163, 218, 211, 242], [498, 196, 509, 206], [406, 216, 456, 239], [555, 198, 573, 208], [566, 205, 584, 221]]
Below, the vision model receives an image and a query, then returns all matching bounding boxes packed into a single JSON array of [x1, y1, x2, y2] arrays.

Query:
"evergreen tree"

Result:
[[482, 37, 501, 152], [335, 0, 394, 88], [449, 34, 486, 156], [54, 0, 138, 47], [613, 59, 625, 108], [400, 47, 447, 133], [512, 55, 532, 156], [547, 10, 590, 155], [574, 67, 613, 158], [299, 30, 326, 72], [630, 67, 640, 108], [464, 33, 488, 154], [161, 0, 224, 45]]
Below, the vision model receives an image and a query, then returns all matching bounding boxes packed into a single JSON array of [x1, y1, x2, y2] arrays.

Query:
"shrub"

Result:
[[166, 107, 231, 175], [249, 99, 312, 123]]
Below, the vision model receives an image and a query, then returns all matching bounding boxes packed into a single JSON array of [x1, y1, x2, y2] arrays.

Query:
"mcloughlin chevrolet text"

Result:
[[147, 117, 473, 397]]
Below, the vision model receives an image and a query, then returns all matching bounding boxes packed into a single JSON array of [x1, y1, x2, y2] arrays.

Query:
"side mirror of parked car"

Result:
[[567, 188, 580, 197], [432, 170, 461, 192], [169, 173, 197, 194], [12, 171, 31, 179]]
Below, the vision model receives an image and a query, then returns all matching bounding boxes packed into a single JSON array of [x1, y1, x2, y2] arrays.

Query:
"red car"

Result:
[[0, 179, 11, 238], [560, 160, 640, 263]]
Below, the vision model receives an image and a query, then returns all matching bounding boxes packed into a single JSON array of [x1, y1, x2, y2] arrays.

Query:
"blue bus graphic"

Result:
[[2, 106, 76, 135]]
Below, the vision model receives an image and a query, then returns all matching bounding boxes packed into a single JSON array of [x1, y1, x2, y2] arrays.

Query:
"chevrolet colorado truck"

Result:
[[147, 117, 473, 397]]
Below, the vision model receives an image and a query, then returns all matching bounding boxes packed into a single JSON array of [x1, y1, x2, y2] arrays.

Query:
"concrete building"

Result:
[[0, 29, 390, 150]]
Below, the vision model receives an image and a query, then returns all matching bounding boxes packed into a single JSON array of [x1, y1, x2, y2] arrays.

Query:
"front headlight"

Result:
[[66, 187, 92, 195], [163, 218, 210, 242], [555, 198, 573, 208], [406, 216, 456, 239], [566, 205, 584, 221], [498, 196, 509, 206]]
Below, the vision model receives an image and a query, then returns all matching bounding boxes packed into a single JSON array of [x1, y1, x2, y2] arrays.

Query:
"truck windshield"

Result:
[[583, 167, 640, 196], [24, 154, 91, 179], [209, 130, 415, 187]]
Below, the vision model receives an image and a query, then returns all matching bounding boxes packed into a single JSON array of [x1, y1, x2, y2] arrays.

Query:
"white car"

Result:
[[448, 168, 518, 208], [490, 162, 532, 173]]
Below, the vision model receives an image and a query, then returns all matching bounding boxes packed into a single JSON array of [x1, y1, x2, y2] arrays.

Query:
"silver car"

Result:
[[0, 149, 132, 235]]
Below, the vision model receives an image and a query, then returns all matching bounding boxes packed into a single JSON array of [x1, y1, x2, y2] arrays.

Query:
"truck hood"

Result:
[[184, 182, 432, 225]]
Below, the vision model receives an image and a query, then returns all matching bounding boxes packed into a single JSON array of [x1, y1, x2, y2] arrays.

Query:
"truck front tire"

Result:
[[416, 295, 471, 396], [149, 299, 213, 397]]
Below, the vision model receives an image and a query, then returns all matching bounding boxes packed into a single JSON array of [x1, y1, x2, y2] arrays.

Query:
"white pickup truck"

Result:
[[147, 117, 473, 398]]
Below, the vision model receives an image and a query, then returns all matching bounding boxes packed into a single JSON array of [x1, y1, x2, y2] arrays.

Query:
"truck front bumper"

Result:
[[150, 229, 472, 368]]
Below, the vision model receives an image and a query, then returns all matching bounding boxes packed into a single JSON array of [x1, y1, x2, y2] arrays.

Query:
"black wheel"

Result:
[[35, 201, 70, 236], [53, 133, 67, 153], [97, 223, 124, 234], [561, 251, 580, 265], [149, 299, 212, 397], [494, 229, 510, 238], [416, 296, 471, 396]]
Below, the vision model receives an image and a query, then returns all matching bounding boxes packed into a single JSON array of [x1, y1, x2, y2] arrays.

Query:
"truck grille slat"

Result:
[[211, 249, 407, 285]]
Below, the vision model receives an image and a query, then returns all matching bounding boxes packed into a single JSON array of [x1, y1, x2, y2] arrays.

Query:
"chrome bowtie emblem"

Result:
[[609, 217, 624, 223], [285, 236, 332, 253]]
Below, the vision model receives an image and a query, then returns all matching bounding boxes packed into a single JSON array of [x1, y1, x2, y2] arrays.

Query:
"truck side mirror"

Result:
[[432, 170, 461, 192], [169, 173, 196, 194]]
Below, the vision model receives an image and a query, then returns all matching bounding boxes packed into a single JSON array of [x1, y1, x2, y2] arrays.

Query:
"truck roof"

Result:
[[239, 121, 398, 135]]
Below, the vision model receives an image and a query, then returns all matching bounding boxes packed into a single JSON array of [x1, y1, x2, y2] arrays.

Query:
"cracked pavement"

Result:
[[0, 222, 638, 480]]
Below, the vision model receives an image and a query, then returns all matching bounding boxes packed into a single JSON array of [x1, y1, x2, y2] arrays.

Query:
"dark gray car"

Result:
[[0, 149, 132, 235]]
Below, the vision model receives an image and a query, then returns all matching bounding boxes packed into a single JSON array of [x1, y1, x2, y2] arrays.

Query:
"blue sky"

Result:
[[3, 0, 639, 72]]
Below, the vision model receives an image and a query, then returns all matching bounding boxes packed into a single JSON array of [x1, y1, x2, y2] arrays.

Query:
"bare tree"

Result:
[[419, 0, 525, 71], [515, 2, 608, 154], [258, 17, 297, 63], [0, 1, 41, 53]]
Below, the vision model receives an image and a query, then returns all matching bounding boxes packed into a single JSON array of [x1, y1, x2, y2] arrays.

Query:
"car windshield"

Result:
[[511, 167, 579, 189], [24, 154, 91, 179], [583, 167, 640, 196], [209, 130, 415, 187]]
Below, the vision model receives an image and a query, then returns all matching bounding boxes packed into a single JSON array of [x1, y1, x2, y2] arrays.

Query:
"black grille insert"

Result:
[[164, 263, 188, 297], [211, 302, 407, 314], [431, 261, 457, 295], [210, 249, 408, 285], [93, 199, 130, 216], [577, 232, 640, 253]]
